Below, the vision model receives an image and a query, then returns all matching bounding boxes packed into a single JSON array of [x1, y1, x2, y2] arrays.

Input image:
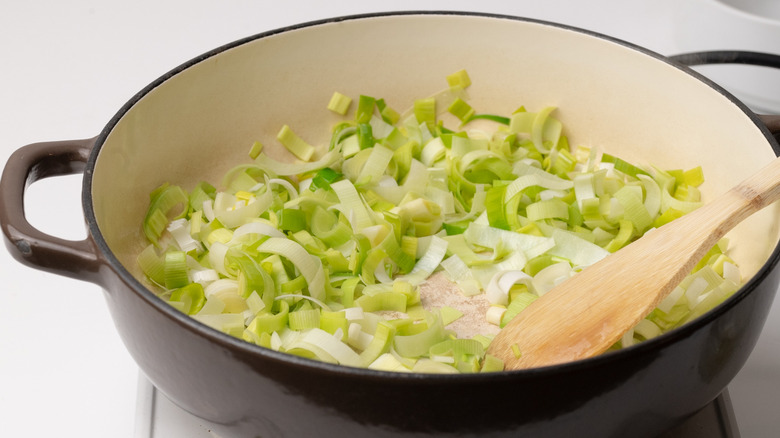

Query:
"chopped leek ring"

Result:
[[446, 69, 471, 89], [170, 283, 206, 315], [143, 184, 189, 246], [249, 141, 264, 160], [277, 125, 315, 161], [328, 92, 352, 115]]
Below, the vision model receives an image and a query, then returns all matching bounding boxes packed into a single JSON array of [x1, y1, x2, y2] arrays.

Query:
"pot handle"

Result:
[[0, 138, 106, 286], [669, 50, 780, 139]]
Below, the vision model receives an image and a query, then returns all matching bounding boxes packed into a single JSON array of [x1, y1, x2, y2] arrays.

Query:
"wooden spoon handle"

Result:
[[489, 155, 780, 370]]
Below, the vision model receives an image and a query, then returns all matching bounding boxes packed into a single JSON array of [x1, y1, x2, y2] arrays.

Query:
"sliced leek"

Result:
[[139, 69, 743, 373]]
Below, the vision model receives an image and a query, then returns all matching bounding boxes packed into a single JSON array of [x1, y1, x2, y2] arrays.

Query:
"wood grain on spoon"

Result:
[[488, 155, 780, 370]]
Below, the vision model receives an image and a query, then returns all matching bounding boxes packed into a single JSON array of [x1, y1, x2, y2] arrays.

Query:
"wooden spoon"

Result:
[[487, 155, 780, 370]]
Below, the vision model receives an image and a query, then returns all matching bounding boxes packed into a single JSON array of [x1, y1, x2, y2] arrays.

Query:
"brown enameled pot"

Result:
[[3, 12, 780, 438]]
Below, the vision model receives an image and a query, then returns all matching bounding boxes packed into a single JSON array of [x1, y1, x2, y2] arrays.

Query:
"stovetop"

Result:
[[134, 374, 740, 438]]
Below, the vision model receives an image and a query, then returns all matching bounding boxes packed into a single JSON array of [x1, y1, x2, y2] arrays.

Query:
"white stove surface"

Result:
[[3, 1, 780, 437]]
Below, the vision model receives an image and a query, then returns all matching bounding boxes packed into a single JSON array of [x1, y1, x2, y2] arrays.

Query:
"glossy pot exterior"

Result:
[[3, 12, 780, 438], [102, 260, 779, 438]]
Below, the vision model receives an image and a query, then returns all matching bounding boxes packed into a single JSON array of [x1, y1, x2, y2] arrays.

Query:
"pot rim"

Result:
[[83, 10, 780, 379]]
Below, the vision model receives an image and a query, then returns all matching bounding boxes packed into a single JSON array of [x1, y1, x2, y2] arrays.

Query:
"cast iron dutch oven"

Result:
[[3, 12, 780, 438]]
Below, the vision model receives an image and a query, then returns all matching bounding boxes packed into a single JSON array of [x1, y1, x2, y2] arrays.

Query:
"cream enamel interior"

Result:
[[91, 14, 780, 299]]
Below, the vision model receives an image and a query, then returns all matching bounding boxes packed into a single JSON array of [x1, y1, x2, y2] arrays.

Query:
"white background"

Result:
[[2, 1, 780, 436]]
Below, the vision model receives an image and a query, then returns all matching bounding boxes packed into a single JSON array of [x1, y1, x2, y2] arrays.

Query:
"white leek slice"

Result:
[[398, 235, 448, 285], [504, 173, 573, 201], [485, 270, 534, 306], [167, 218, 202, 253], [421, 137, 447, 166], [214, 187, 273, 229], [331, 179, 374, 232], [257, 238, 326, 301], [638, 174, 661, 218], [357, 143, 394, 184], [369, 353, 412, 372], [464, 223, 554, 260], [532, 262, 574, 296], [300, 328, 362, 367], [229, 221, 286, 243], [548, 229, 609, 268], [253, 148, 342, 176], [192, 313, 245, 336], [440, 255, 481, 296], [208, 242, 231, 277]]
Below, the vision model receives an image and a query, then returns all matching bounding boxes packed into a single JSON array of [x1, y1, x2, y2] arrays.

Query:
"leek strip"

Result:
[[398, 235, 448, 285], [369, 353, 412, 372], [356, 123, 374, 150], [356, 95, 375, 124], [356, 291, 407, 312], [504, 173, 573, 201], [143, 184, 189, 245], [548, 229, 609, 268], [526, 199, 569, 222], [257, 238, 326, 301], [414, 97, 436, 127], [189, 182, 216, 213], [614, 185, 653, 233], [277, 125, 315, 161], [339, 277, 361, 308], [393, 312, 448, 358], [320, 311, 349, 335], [246, 301, 290, 335], [605, 220, 635, 252], [448, 98, 474, 122], [421, 137, 447, 167], [229, 222, 286, 243], [467, 114, 510, 125], [328, 92, 352, 115], [440, 255, 481, 296], [357, 144, 394, 184], [486, 270, 534, 306], [532, 262, 574, 296], [170, 283, 206, 315], [638, 174, 662, 218], [500, 291, 538, 328], [331, 179, 374, 232], [253, 148, 342, 176], [137, 244, 166, 286], [359, 321, 395, 366], [481, 354, 504, 372], [297, 328, 362, 367], [684, 166, 705, 187], [471, 252, 528, 289], [369, 115, 396, 140], [268, 178, 299, 200], [276, 294, 332, 312], [446, 69, 471, 89], [486, 185, 510, 230], [288, 309, 321, 330], [464, 223, 554, 260], [531, 107, 560, 153], [310, 167, 343, 191], [602, 153, 650, 178], [440, 306, 464, 326], [214, 186, 273, 229], [164, 251, 189, 289], [193, 313, 245, 336]]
